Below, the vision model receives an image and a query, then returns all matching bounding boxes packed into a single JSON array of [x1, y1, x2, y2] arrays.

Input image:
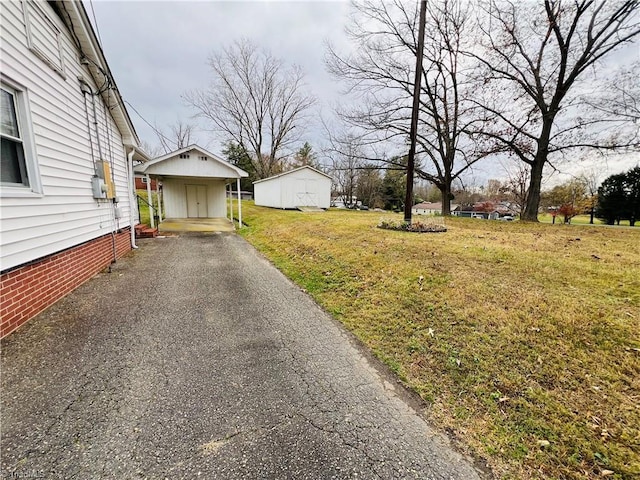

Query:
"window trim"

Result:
[[0, 78, 42, 197]]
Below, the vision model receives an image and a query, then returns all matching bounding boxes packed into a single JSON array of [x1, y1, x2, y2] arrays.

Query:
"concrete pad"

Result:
[[158, 217, 235, 233]]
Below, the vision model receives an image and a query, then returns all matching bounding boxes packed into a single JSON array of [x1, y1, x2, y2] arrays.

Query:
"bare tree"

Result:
[[578, 169, 601, 224], [139, 140, 163, 159], [326, 0, 489, 215], [185, 39, 316, 179], [325, 129, 365, 207], [501, 161, 531, 218], [582, 61, 640, 124], [471, 0, 640, 221], [154, 119, 198, 154]]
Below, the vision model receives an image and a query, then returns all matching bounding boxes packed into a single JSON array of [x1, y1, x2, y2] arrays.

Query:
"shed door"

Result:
[[186, 185, 208, 218], [295, 179, 318, 207]]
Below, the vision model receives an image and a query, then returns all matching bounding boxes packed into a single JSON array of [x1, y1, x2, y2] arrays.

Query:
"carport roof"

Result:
[[135, 145, 248, 179]]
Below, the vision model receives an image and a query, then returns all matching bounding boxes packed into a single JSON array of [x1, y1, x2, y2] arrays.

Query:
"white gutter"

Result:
[[127, 148, 138, 249]]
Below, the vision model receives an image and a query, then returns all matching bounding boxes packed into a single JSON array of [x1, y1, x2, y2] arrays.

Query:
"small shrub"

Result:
[[377, 217, 447, 233]]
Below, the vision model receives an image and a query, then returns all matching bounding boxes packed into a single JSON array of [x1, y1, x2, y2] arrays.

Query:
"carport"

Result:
[[134, 145, 248, 229]]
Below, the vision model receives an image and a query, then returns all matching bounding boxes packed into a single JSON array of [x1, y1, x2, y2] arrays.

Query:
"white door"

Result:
[[295, 179, 318, 207], [186, 185, 208, 218]]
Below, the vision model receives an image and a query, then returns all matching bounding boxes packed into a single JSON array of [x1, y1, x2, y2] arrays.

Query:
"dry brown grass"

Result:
[[238, 203, 640, 480]]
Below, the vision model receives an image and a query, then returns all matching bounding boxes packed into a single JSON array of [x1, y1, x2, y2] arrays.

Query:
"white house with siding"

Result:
[[134, 145, 248, 225], [0, 0, 147, 337], [411, 202, 458, 215], [253, 166, 332, 209]]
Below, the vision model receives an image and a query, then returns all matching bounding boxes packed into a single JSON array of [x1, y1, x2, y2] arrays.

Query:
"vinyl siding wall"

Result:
[[0, 1, 132, 272]]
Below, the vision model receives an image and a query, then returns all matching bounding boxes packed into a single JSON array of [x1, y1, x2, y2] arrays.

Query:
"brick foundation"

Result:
[[1, 229, 132, 338]]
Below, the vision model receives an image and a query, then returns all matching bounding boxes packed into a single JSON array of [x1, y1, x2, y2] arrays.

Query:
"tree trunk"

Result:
[[590, 208, 595, 224], [523, 115, 556, 222], [440, 182, 452, 216], [522, 158, 544, 221]]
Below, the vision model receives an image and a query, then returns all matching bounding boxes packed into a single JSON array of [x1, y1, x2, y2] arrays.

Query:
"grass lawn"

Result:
[[237, 202, 639, 480], [135, 190, 163, 225]]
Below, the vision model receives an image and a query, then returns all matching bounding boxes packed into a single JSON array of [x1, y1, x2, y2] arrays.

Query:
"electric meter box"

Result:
[[92, 176, 107, 199]]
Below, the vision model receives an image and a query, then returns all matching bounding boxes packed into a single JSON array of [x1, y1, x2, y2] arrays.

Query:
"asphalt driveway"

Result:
[[1, 234, 486, 479]]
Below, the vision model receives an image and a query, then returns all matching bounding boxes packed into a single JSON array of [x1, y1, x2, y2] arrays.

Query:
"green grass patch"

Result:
[[237, 202, 640, 480], [136, 189, 163, 225]]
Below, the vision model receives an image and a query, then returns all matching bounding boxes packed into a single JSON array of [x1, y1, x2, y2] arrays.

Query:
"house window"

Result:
[[141, 177, 148, 183], [0, 81, 40, 194], [1, 86, 29, 186], [179, 153, 190, 159], [199, 156, 208, 161]]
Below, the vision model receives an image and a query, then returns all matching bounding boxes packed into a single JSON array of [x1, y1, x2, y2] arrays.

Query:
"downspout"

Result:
[[127, 148, 138, 249]]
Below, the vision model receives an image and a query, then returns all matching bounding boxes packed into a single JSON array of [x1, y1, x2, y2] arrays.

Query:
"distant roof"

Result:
[[253, 165, 332, 184], [412, 202, 458, 210]]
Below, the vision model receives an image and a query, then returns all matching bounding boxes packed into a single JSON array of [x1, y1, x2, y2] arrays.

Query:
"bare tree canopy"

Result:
[[154, 119, 198, 154], [327, 130, 364, 208], [185, 39, 316, 179], [472, 0, 640, 221], [326, 0, 489, 215]]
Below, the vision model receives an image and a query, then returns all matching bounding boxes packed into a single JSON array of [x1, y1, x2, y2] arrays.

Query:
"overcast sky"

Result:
[[90, 0, 638, 185], [90, 0, 350, 156]]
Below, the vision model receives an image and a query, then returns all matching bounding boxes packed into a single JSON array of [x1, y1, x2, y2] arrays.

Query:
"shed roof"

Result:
[[252, 165, 332, 185]]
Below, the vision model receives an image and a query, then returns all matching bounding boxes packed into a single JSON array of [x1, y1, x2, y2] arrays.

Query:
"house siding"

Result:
[[0, 1, 133, 273]]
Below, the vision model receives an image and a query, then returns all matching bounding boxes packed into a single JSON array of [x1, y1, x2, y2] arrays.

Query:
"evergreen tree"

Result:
[[595, 168, 640, 226], [223, 142, 255, 192]]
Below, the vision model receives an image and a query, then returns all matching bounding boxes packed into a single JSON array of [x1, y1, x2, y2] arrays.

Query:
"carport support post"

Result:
[[156, 179, 163, 223], [236, 178, 242, 227], [227, 183, 232, 220], [146, 174, 155, 228], [229, 183, 234, 222]]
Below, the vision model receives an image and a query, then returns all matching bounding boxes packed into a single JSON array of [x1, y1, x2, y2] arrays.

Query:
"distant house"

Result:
[[254, 166, 332, 209], [331, 196, 358, 209], [412, 202, 458, 215], [0, 0, 148, 337], [134, 145, 248, 224], [452, 203, 513, 220], [134, 175, 160, 190]]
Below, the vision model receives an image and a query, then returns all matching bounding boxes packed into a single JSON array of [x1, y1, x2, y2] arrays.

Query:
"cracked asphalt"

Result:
[[1, 234, 487, 479]]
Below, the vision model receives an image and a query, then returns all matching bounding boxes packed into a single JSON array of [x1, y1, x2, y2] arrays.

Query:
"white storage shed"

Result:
[[253, 166, 332, 209]]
